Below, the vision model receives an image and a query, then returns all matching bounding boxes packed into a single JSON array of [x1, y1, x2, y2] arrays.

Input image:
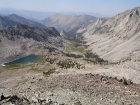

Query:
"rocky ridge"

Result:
[[0, 24, 65, 64]]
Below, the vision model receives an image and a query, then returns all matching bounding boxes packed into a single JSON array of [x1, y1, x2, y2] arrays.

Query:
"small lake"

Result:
[[4, 54, 42, 65]]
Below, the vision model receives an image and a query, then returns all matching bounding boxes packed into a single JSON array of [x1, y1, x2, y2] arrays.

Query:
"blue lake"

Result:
[[5, 54, 42, 65]]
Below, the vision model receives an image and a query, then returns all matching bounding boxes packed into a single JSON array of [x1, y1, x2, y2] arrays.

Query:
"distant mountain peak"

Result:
[[41, 14, 97, 32], [8, 13, 18, 17]]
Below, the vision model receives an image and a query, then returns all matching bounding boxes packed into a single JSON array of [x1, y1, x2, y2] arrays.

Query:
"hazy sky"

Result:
[[1, 0, 140, 16]]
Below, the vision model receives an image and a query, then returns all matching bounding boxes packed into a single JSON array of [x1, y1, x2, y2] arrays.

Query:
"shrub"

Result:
[[65, 53, 83, 58], [43, 68, 56, 76], [57, 59, 85, 70], [46, 58, 57, 64], [84, 50, 108, 65]]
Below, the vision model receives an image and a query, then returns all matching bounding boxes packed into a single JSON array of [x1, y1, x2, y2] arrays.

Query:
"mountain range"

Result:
[[0, 8, 104, 20], [0, 14, 46, 28], [0, 7, 140, 105], [0, 7, 140, 64], [0, 8, 55, 20]]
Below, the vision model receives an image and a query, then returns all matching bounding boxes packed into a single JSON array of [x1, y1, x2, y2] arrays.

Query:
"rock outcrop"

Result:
[[0, 94, 59, 105]]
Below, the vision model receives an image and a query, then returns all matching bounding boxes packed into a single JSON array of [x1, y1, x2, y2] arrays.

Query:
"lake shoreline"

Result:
[[2, 54, 42, 66]]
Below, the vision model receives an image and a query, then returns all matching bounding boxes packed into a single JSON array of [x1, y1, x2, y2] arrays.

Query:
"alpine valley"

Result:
[[0, 7, 140, 105]]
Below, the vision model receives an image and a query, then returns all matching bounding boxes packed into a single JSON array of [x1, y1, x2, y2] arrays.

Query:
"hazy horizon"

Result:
[[1, 0, 140, 17]]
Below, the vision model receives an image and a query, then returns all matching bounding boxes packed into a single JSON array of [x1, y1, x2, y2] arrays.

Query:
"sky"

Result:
[[0, 0, 140, 16]]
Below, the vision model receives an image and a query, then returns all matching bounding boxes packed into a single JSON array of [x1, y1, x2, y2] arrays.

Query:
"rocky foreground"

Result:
[[0, 70, 140, 105]]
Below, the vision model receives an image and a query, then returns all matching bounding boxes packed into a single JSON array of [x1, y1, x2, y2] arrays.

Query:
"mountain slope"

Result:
[[41, 14, 97, 32], [76, 7, 140, 62], [8, 14, 46, 28], [0, 24, 64, 63], [0, 14, 46, 28], [0, 15, 19, 28]]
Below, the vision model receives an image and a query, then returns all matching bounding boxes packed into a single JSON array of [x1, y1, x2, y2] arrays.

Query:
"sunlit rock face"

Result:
[[76, 7, 140, 63]]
